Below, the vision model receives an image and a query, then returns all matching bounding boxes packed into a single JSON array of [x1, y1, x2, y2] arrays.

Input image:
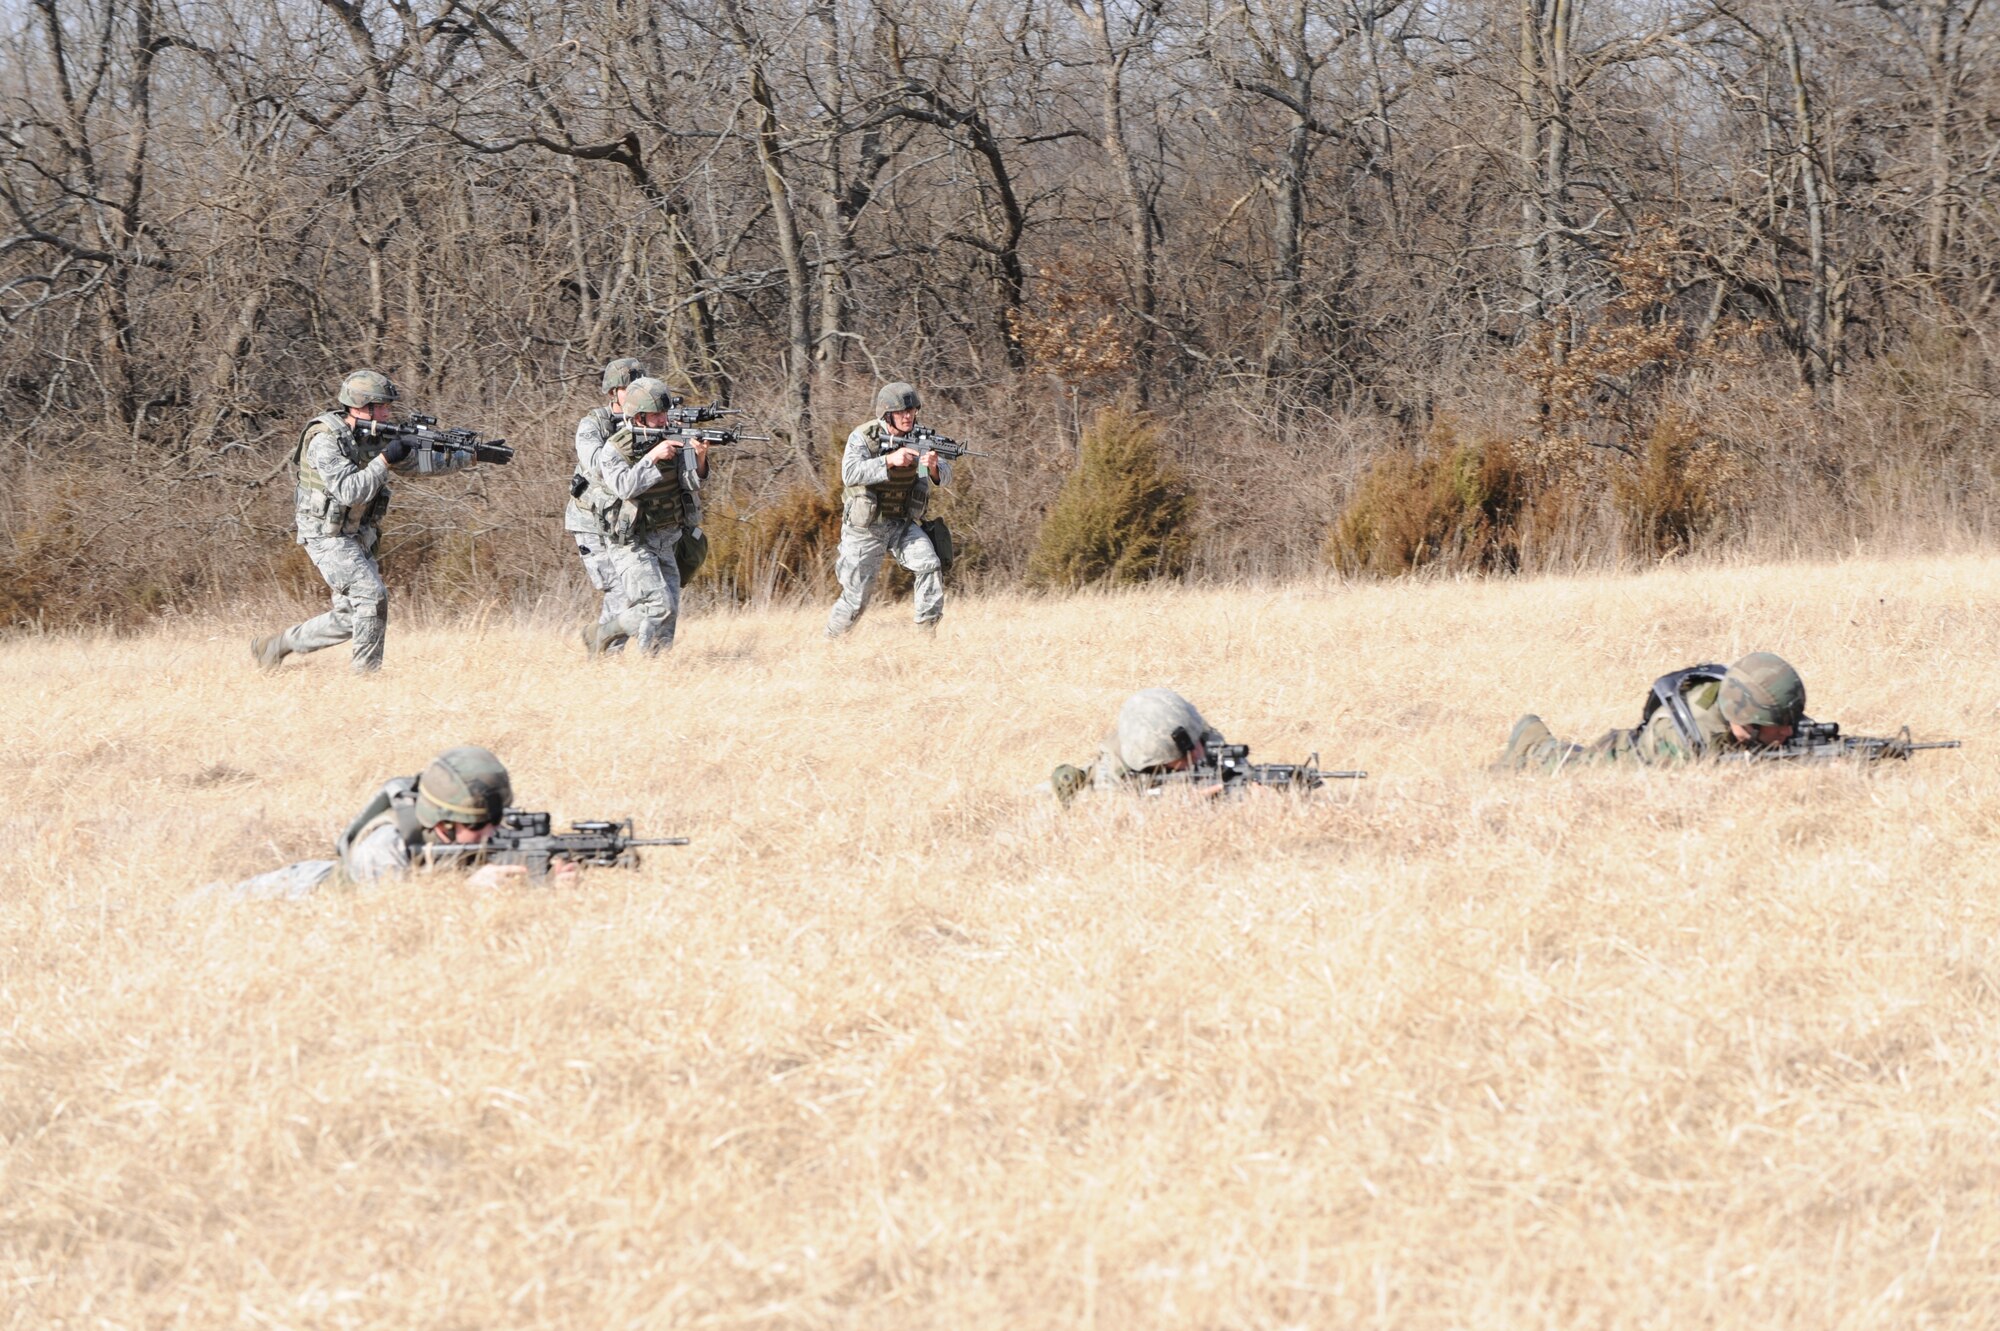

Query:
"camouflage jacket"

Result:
[[565, 406, 621, 536], [839, 419, 951, 527], [293, 412, 391, 542]]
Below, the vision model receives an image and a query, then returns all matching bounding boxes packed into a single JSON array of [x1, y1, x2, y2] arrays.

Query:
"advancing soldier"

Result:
[[568, 357, 649, 653], [1050, 688, 1228, 801], [186, 746, 572, 903], [252, 369, 476, 674], [825, 381, 952, 637], [572, 376, 709, 654], [1495, 652, 1807, 772]]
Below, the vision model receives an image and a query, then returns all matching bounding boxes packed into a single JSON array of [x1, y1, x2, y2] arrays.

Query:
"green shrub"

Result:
[[1026, 407, 1195, 590]]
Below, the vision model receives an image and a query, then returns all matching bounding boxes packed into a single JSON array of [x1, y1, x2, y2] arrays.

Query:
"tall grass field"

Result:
[[4, 558, 1996, 1327]]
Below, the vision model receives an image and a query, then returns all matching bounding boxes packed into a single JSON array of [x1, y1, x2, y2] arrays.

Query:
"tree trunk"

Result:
[[724, 1, 814, 463]]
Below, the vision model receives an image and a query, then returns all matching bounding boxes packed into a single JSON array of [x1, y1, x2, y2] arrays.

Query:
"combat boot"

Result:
[[1492, 714, 1555, 773], [581, 622, 628, 657], [250, 633, 290, 672]]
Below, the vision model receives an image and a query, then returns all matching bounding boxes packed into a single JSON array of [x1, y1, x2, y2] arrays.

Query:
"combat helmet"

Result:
[[624, 376, 678, 417], [1718, 653, 1806, 728], [874, 381, 921, 416], [338, 368, 399, 409], [413, 746, 512, 829], [601, 357, 649, 395], [1115, 688, 1210, 772]]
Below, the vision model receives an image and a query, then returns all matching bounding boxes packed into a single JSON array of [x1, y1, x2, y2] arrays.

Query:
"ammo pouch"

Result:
[[675, 527, 710, 580], [843, 489, 880, 527], [920, 517, 954, 572]]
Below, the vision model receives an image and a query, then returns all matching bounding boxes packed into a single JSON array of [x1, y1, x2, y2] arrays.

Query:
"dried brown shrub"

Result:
[[1326, 424, 1550, 576], [1612, 411, 1748, 558]]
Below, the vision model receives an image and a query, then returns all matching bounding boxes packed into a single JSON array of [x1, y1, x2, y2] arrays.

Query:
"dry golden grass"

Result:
[[4, 558, 1999, 1328]]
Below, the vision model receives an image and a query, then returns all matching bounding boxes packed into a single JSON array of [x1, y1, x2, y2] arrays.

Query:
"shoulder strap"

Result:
[[336, 775, 421, 857], [1638, 664, 1731, 753], [293, 412, 344, 470]]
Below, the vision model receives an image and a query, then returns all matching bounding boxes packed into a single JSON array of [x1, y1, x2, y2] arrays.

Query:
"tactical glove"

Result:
[[380, 435, 412, 465]]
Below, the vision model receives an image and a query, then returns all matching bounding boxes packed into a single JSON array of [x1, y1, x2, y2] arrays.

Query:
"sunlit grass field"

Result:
[[4, 557, 1997, 1328]]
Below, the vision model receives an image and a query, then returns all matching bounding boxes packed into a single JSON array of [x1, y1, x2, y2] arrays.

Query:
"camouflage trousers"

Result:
[[284, 534, 389, 673], [574, 534, 630, 651], [1494, 715, 1633, 773], [825, 520, 943, 637], [604, 527, 682, 653]]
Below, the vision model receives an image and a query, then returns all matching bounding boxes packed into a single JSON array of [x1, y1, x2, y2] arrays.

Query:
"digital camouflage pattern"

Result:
[[266, 392, 471, 673], [566, 405, 621, 538], [283, 534, 391, 671], [188, 750, 507, 906], [293, 412, 390, 541], [824, 415, 952, 635], [600, 527, 685, 652]]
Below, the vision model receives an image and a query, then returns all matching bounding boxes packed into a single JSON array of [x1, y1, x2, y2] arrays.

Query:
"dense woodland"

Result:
[[4, 0, 2000, 624]]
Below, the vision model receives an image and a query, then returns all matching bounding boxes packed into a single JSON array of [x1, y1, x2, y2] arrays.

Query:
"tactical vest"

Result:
[[294, 412, 390, 539], [334, 775, 429, 877], [1636, 664, 1730, 755], [843, 420, 929, 524], [582, 424, 695, 543]]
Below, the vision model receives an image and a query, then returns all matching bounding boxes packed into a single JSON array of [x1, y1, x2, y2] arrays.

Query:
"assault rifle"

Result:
[[894, 425, 989, 461], [627, 423, 770, 451], [423, 808, 688, 880], [665, 402, 744, 427], [355, 414, 514, 466], [1143, 743, 1366, 798], [1722, 720, 1961, 763]]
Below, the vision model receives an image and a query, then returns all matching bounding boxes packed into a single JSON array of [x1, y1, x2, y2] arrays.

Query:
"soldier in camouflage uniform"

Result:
[[1050, 688, 1228, 802], [1494, 653, 1807, 772], [251, 370, 476, 674], [571, 376, 709, 654], [187, 746, 571, 903], [568, 357, 648, 653], [824, 381, 952, 637]]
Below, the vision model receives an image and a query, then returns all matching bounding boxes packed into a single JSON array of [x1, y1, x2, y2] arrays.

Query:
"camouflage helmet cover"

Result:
[[874, 381, 921, 416], [1115, 688, 1211, 772], [601, 357, 649, 395], [1719, 652, 1806, 728], [338, 369, 399, 409], [624, 376, 678, 416], [414, 745, 513, 829]]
